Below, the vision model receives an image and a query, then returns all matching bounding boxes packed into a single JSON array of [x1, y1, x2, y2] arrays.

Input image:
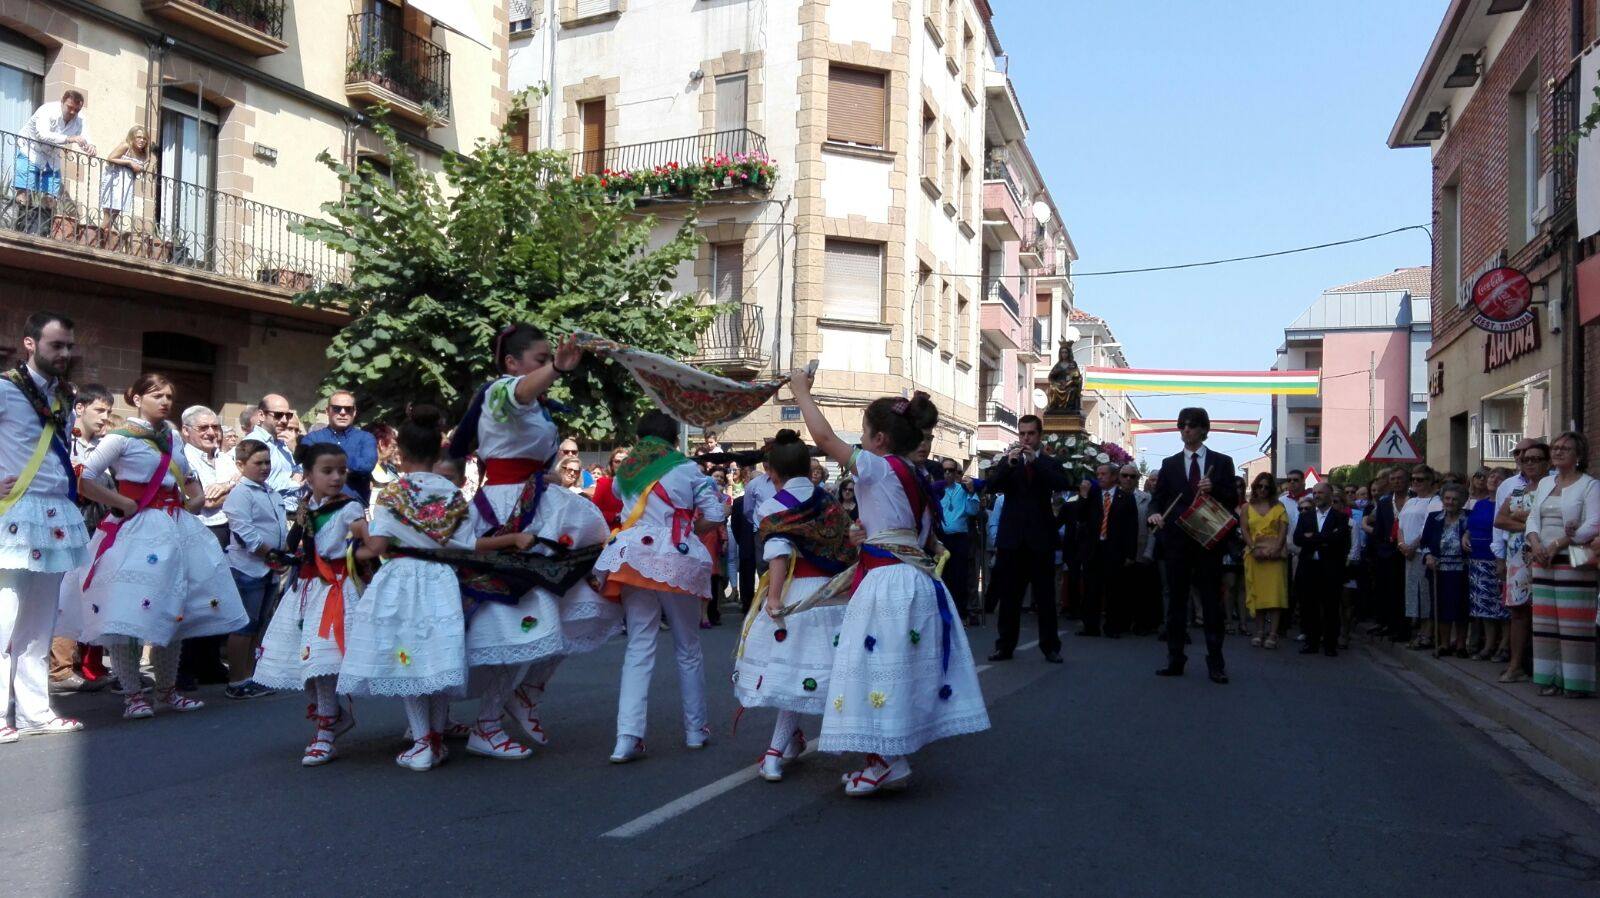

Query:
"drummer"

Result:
[[1146, 407, 1239, 685]]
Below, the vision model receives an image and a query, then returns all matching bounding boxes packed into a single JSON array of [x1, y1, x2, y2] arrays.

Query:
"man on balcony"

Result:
[[14, 90, 94, 231]]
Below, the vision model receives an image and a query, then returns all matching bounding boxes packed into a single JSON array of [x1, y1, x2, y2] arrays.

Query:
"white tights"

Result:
[[109, 641, 180, 693], [402, 694, 450, 740], [770, 710, 801, 753], [476, 666, 518, 727], [305, 675, 338, 720]]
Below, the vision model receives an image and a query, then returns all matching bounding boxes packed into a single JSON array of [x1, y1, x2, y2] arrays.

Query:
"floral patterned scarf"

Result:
[[377, 475, 469, 546]]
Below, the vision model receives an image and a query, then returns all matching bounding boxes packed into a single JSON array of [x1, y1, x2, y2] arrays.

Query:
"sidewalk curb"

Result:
[[1369, 640, 1600, 791]]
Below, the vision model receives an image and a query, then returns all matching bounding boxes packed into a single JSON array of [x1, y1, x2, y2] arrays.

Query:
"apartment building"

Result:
[[509, 0, 1076, 463], [1272, 267, 1432, 475], [1063, 308, 1136, 448], [0, 0, 505, 418], [1389, 0, 1593, 474]]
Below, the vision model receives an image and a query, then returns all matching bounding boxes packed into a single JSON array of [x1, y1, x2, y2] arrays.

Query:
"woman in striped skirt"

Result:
[[1523, 432, 1600, 698]]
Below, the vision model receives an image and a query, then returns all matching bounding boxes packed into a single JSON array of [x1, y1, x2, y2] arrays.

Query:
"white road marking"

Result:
[[601, 632, 1057, 839]]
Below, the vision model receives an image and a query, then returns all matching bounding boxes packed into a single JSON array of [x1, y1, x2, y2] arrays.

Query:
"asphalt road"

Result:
[[4, 619, 1600, 897]]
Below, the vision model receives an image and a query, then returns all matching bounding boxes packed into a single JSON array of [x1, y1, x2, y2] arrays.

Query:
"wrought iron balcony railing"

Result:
[[346, 11, 452, 117], [1030, 316, 1045, 354], [690, 303, 767, 370], [0, 129, 346, 292], [983, 277, 1019, 317], [195, 0, 285, 38], [1552, 66, 1579, 224], [570, 129, 769, 178], [982, 400, 1018, 428]]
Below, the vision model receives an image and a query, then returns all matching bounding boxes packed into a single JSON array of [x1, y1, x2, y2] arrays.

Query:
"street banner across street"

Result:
[[1084, 368, 1319, 395]]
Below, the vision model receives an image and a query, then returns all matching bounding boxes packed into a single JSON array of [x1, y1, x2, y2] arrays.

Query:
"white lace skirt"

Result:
[[337, 558, 465, 697], [62, 508, 247, 646], [254, 574, 354, 689], [0, 494, 89, 573], [596, 522, 714, 599], [734, 576, 844, 714], [818, 564, 990, 756]]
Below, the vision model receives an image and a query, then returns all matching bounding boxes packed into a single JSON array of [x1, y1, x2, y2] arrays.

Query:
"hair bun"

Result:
[[772, 428, 802, 446], [407, 404, 444, 432], [905, 391, 939, 433]]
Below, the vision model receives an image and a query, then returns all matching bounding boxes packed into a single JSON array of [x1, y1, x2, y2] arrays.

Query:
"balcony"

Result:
[[1282, 439, 1320, 475], [0, 130, 346, 312], [984, 68, 1026, 143], [1283, 393, 1320, 411], [143, 0, 287, 56], [982, 400, 1018, 428], [981, 156, 1023, 244], [1552, 66, 1579, 226], [569, 130, 774, 203], [1018, 232, 1044, 270], [1483, 431, 1522, 462], [980, 278, 1022, 350], [346, 12, 452, 127], [689, 303, 767, 377]]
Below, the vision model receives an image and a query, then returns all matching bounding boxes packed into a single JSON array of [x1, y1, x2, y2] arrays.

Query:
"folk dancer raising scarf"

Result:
[[732, 429, 857, 782], [0, 314, 92, 743], [250, 442, 365, 766], [66, 374, 248, 721], [449, 324, 617, 758], [592, 413, 728, 764], [787, 370, 989, 796]]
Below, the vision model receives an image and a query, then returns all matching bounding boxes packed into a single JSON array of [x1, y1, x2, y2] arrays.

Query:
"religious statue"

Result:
[[1045, 339, 1083, 416]]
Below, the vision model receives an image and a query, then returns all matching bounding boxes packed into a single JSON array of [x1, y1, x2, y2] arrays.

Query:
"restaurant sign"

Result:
[[1484, 308, 1540, 372]]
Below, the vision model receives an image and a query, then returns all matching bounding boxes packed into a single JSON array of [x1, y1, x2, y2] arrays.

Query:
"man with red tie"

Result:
[[1147, 407, 1238, 684], [1077, 462, 1140, 638]]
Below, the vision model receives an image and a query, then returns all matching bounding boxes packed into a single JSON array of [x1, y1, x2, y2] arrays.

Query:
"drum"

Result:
[[1177, 494, 1238, 550]]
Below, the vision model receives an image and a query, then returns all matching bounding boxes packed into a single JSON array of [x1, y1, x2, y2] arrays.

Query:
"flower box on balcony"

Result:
[[142, 0, 288, 57], [258, 267, 316, 291]]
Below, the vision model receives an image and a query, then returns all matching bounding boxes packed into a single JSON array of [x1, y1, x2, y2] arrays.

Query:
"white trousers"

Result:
[[615, 587, 706, 740], [0, 569, 64, 728]]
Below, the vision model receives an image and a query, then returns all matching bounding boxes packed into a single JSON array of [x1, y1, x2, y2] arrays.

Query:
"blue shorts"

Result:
[[231, 569, 274, 635], [12, 153, 60, 195]]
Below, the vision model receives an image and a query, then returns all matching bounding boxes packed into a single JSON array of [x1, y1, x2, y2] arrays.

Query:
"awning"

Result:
[[408, 0, 493, 50]]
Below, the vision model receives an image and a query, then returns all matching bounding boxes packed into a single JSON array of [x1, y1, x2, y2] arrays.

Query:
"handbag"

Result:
[[1563, 479, 1598, 568]]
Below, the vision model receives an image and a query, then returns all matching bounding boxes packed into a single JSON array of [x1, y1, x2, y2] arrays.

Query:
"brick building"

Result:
[[1389, 0, 1595, 473]]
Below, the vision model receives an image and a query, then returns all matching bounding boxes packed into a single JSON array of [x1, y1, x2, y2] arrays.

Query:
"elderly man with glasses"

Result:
[[178, 405, 241, 688], [938, 460, 981, 625], [246, 393, 304, 513], [300, 390, 378, 502]]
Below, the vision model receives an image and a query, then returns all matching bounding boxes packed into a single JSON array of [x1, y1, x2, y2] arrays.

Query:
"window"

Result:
[[959, 158, 972, 220], [916, 265, 934, 338], [579, 98, 605, 174], [942, 134, 955, 199], [1304, 350, 1322, 370], [1522, 87, 1540, 241], [826, 66, 886, 149], [509, 0, 536, 32], [939, 279, 953, 347], [822, 239, 884, 322], [921, 106, 938, 186], [712, 242, 743, 304], [159, 88, 220, 267], [956, 295, 970, 359], [1304, 422, 1321, 445], [0, 26, 42, 135], [1441, 183, 1461, 307], [507, 108, 530, 153], [714, 74, 748, 137], [575, 0, 620, 17]]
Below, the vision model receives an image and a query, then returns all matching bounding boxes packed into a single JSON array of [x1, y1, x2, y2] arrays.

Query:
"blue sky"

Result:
[[1000, 0, 1444, 467]]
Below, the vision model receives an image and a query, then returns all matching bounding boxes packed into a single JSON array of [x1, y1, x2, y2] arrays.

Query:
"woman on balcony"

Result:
[[98, 126, 150, 237]]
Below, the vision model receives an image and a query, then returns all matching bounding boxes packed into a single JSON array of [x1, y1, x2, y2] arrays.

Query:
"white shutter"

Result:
[[575, 0, 617, 17], [714, 75, 747, 133], [823, 240, 884, 322], [713, 243, 743, 303]]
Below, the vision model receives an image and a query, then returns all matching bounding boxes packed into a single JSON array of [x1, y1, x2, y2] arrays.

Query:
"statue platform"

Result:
[[1041, 412, 1086, 436]]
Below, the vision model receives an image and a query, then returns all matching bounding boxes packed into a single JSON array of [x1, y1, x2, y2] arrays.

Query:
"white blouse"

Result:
[[476, 375, 558, 463], [850, 449, 931, 543], [1527, 472, 1600, 546], [79, 418, 193, 489]]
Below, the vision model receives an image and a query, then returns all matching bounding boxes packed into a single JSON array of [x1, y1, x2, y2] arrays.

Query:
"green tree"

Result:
[[290, 102, 713, 438]]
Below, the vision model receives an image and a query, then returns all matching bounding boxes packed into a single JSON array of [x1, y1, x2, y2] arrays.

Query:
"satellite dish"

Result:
[[1031, 201, 1053, 225], [1032, 388, 1048, 410], [1062, 324, 1081, 344]]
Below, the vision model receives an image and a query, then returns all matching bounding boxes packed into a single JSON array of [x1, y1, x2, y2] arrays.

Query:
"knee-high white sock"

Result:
[[477, 667, 515, 727], [520, 656, 560, 691], [312, 676, 338, 719], [429, 693, 449, 733], [110, 642, 143, 694], [770, 710, 800, 753], [402, 697, 430, 740], [150, 643, 181, 691]]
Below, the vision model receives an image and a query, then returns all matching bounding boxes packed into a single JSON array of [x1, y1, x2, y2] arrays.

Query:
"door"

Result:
[[0, 26, 43, 136], [159, 89, 219, 269], [713, 74, 747, 156], [580, 99, 605, 174], [141, 332, 216, 410]]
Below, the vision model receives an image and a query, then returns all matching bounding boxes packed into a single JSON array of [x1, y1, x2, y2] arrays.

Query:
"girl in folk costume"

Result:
[[68, 373, 249, 719], [594, 410, 728, 763], [251, 442, 367, 766], [449, 324, 617, 757], [787, 369, 990, 795], [733, 429, 858, 782], [338, 406, 472, 772]]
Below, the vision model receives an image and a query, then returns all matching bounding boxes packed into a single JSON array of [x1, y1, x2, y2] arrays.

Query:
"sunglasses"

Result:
[[268, 411, 294, 420], [1521, 455, 1548, 463], [193, 424, 221, 432], [328, 404, 355, 414], [1119, 473, 1136, 479], [942, 467, 959, 474]]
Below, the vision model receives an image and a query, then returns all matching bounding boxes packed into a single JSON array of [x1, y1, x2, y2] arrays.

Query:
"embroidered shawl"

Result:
[[757, 487, 857, 575], [574, 332, 806, 429], [376, 476, 468, 545]]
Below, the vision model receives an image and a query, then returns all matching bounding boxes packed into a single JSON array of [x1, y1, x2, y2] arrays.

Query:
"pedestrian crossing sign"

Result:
[[1364, 416, 1423, 463]]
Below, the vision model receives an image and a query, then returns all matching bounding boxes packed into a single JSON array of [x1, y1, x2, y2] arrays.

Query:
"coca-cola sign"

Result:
[[1470, 266, 1536, 333]]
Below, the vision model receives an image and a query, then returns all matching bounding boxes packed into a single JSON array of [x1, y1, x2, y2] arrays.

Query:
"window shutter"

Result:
[[714, 74, 748, 134], [713, 243, 743, 304], [0, 27, 44, 76], [575, 0, 616, 17], [823, 240, 883, 322], [827, 67, 886, 148], [508, 109, 529, 153]]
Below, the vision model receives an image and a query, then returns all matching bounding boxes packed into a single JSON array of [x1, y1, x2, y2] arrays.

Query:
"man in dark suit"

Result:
[[1148, 407, 1239, 683], [731, 491, 756, 612], [985, 414, 1074, 663], [1078, 463, 1140, 637], [1361, 466, 1407, 642], [1293, 481, 1351, 657]]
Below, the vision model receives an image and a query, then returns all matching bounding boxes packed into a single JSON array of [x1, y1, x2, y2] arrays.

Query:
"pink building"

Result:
[[1273, 267, 1432, 476]]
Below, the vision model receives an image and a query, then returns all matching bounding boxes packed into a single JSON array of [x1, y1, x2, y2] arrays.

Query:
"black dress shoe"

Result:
[[1075, 629, 1100, 637], [1043, 651, 1063, 663], [1155, 666, 1184, 677], [987, 651, 1013, 662], [1299, 643, 1319, 655], [1208, 671, 1230, 684]]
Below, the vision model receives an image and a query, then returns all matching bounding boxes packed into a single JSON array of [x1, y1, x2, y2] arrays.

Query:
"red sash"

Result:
[[305, 553, 352, 654], [792, 557, 831, 580], [81, 466, 179, 590], [883, 455, 930, 527], [483, 458, 544, 486]]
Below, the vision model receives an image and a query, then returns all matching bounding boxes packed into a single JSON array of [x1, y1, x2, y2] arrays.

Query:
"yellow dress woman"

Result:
[[1242, 472, 1289, 648]]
